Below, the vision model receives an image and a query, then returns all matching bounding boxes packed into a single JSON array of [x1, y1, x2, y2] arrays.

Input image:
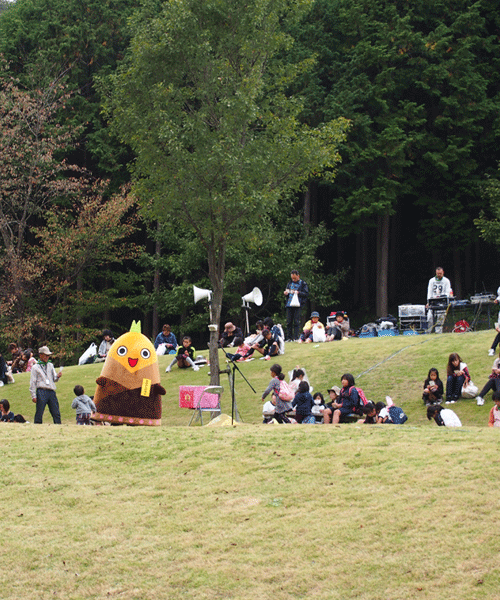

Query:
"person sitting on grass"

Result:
[[422, 367, 444, 405], [323, 385, 341, 424], [245, 328, 280, 361], [311, 392, 326, 417], [226, 337, 251, 362], [488, 391, 500, 427], [325, 311, 350, 341], [71, 385, 97, 425], [262, 397, 276, 424], [96, 330, 115, 363], [154, 324, 178, 354], [445, 352, 471, 404], [0, 399, 14, 422], [244, 320, 264, 346], [298, 311, 324, 344], [427, 403, 462, 427], [289, 368, 305, 393], [219, 322, 243, 348], [291, 381, 314, 423], [475, 351, 500, 407], [331, 373, 360, 424], [165, 336, 199, 373]]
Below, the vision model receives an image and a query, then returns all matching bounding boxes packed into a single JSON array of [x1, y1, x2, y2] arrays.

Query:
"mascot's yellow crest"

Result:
[[108, 320, 157, 374]]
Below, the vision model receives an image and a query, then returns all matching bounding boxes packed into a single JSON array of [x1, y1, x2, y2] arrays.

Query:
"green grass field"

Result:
[[1, 331, 499, 599], [2, 329, 497, 426]]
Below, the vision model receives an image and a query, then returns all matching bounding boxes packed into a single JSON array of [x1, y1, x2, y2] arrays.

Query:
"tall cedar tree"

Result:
[[290, 0, 500, 312]]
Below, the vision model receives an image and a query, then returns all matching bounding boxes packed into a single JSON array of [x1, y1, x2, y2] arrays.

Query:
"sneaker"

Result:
[[193, 365, 200, 372], [165, 366, 171, 373], [449, 400, 456, 404], [245, 357, 254, 362], [265, 356, 271, 361], [489, 349, 495, 356], [445, 400, 451, 404], [476, 396, 485, 406]]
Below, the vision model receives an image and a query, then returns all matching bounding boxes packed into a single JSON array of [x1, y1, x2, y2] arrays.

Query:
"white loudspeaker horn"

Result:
[[242, 287, 263, 306], [193, 285, 212, 303]]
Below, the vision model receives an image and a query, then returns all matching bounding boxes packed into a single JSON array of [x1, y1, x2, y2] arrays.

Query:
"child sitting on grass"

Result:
[[0, 399, 14, 422], [422, 368, 444, 405], [291, 381, 315, 423], [165, 336, 199, 372], [298, 311, 325, 343], [226, 337, 251, 362], [488, 391, 500, 427], [71, 385, 97, 425]]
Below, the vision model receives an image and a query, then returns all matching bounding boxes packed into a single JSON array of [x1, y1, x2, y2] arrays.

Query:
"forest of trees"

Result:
[[1, 0, 500, 362]]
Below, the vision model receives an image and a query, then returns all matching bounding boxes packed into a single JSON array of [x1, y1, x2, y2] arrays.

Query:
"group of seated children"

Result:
[[262, 366, 407, 425], [234, 318, 283, 360]]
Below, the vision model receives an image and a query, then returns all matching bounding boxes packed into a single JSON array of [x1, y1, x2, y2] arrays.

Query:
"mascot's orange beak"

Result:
[[128, 357, 138, 368]]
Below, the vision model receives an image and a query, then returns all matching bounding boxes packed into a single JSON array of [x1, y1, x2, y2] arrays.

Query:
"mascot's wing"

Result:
[[96, 376, 128, 396], [153, 383, 167, 396]]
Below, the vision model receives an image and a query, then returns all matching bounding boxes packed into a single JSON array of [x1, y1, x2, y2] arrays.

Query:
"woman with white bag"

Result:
[[445, 352, 473, 404]]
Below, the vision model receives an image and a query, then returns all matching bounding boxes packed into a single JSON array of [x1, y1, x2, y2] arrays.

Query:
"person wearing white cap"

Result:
[[29, 346, 63, 424]]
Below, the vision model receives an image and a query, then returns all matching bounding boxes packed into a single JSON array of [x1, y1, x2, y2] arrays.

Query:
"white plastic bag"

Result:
[[78, 342, 97, 366], [290, 292, 300, 307], [156, 343, 167, 356], [461, 380, 478, 399], [312, 325, 326, 343]]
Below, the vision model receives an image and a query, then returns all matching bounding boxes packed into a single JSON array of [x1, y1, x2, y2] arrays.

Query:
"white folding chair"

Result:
[[188, 385, 223, 426]]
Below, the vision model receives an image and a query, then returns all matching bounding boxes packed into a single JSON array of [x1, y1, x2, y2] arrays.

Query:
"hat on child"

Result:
[[224, 322, 236, 332], [327, 385, 341, 395], [310, 311, 320, 318]]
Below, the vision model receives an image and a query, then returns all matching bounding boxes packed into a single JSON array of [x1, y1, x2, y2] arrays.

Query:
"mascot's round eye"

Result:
[[140, 348, 151, 360], [117, 346, 128, 356]]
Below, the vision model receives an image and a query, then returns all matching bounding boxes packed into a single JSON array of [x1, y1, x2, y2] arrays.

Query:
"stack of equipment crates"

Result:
[[398, 305, 427, 332]]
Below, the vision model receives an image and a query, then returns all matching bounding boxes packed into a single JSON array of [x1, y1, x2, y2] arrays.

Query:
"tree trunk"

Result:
[[304, 184, 311, 230], [207, 245, 225, 387], [376, 213, 390, 317], [152, 221, 161, 338], [453, 248, 460, 298]]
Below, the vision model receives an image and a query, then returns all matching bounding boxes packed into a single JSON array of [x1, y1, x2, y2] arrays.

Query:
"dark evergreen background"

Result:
[[1, 0, 500, 357]]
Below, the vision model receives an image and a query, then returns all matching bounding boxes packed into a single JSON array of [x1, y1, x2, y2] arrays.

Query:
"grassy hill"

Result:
[[1, 331, 499, 599], [2, 329, 498, 426]]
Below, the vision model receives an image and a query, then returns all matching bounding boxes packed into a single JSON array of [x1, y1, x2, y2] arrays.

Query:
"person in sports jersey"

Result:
[[426, 267, 452, 329]]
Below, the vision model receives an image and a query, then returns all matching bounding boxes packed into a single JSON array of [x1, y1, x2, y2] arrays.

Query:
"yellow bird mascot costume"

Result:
[[92, 321, 166, 425]]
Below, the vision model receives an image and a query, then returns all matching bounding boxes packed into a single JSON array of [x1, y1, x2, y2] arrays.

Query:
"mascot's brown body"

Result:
[[92, 322, 166, 426]]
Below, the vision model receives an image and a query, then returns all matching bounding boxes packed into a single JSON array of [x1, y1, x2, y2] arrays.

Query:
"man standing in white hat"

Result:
[[29, 346, 63, 424]]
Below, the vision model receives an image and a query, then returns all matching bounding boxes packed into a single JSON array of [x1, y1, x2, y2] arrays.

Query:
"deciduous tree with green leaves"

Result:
[[107, 0, 348, 383]]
